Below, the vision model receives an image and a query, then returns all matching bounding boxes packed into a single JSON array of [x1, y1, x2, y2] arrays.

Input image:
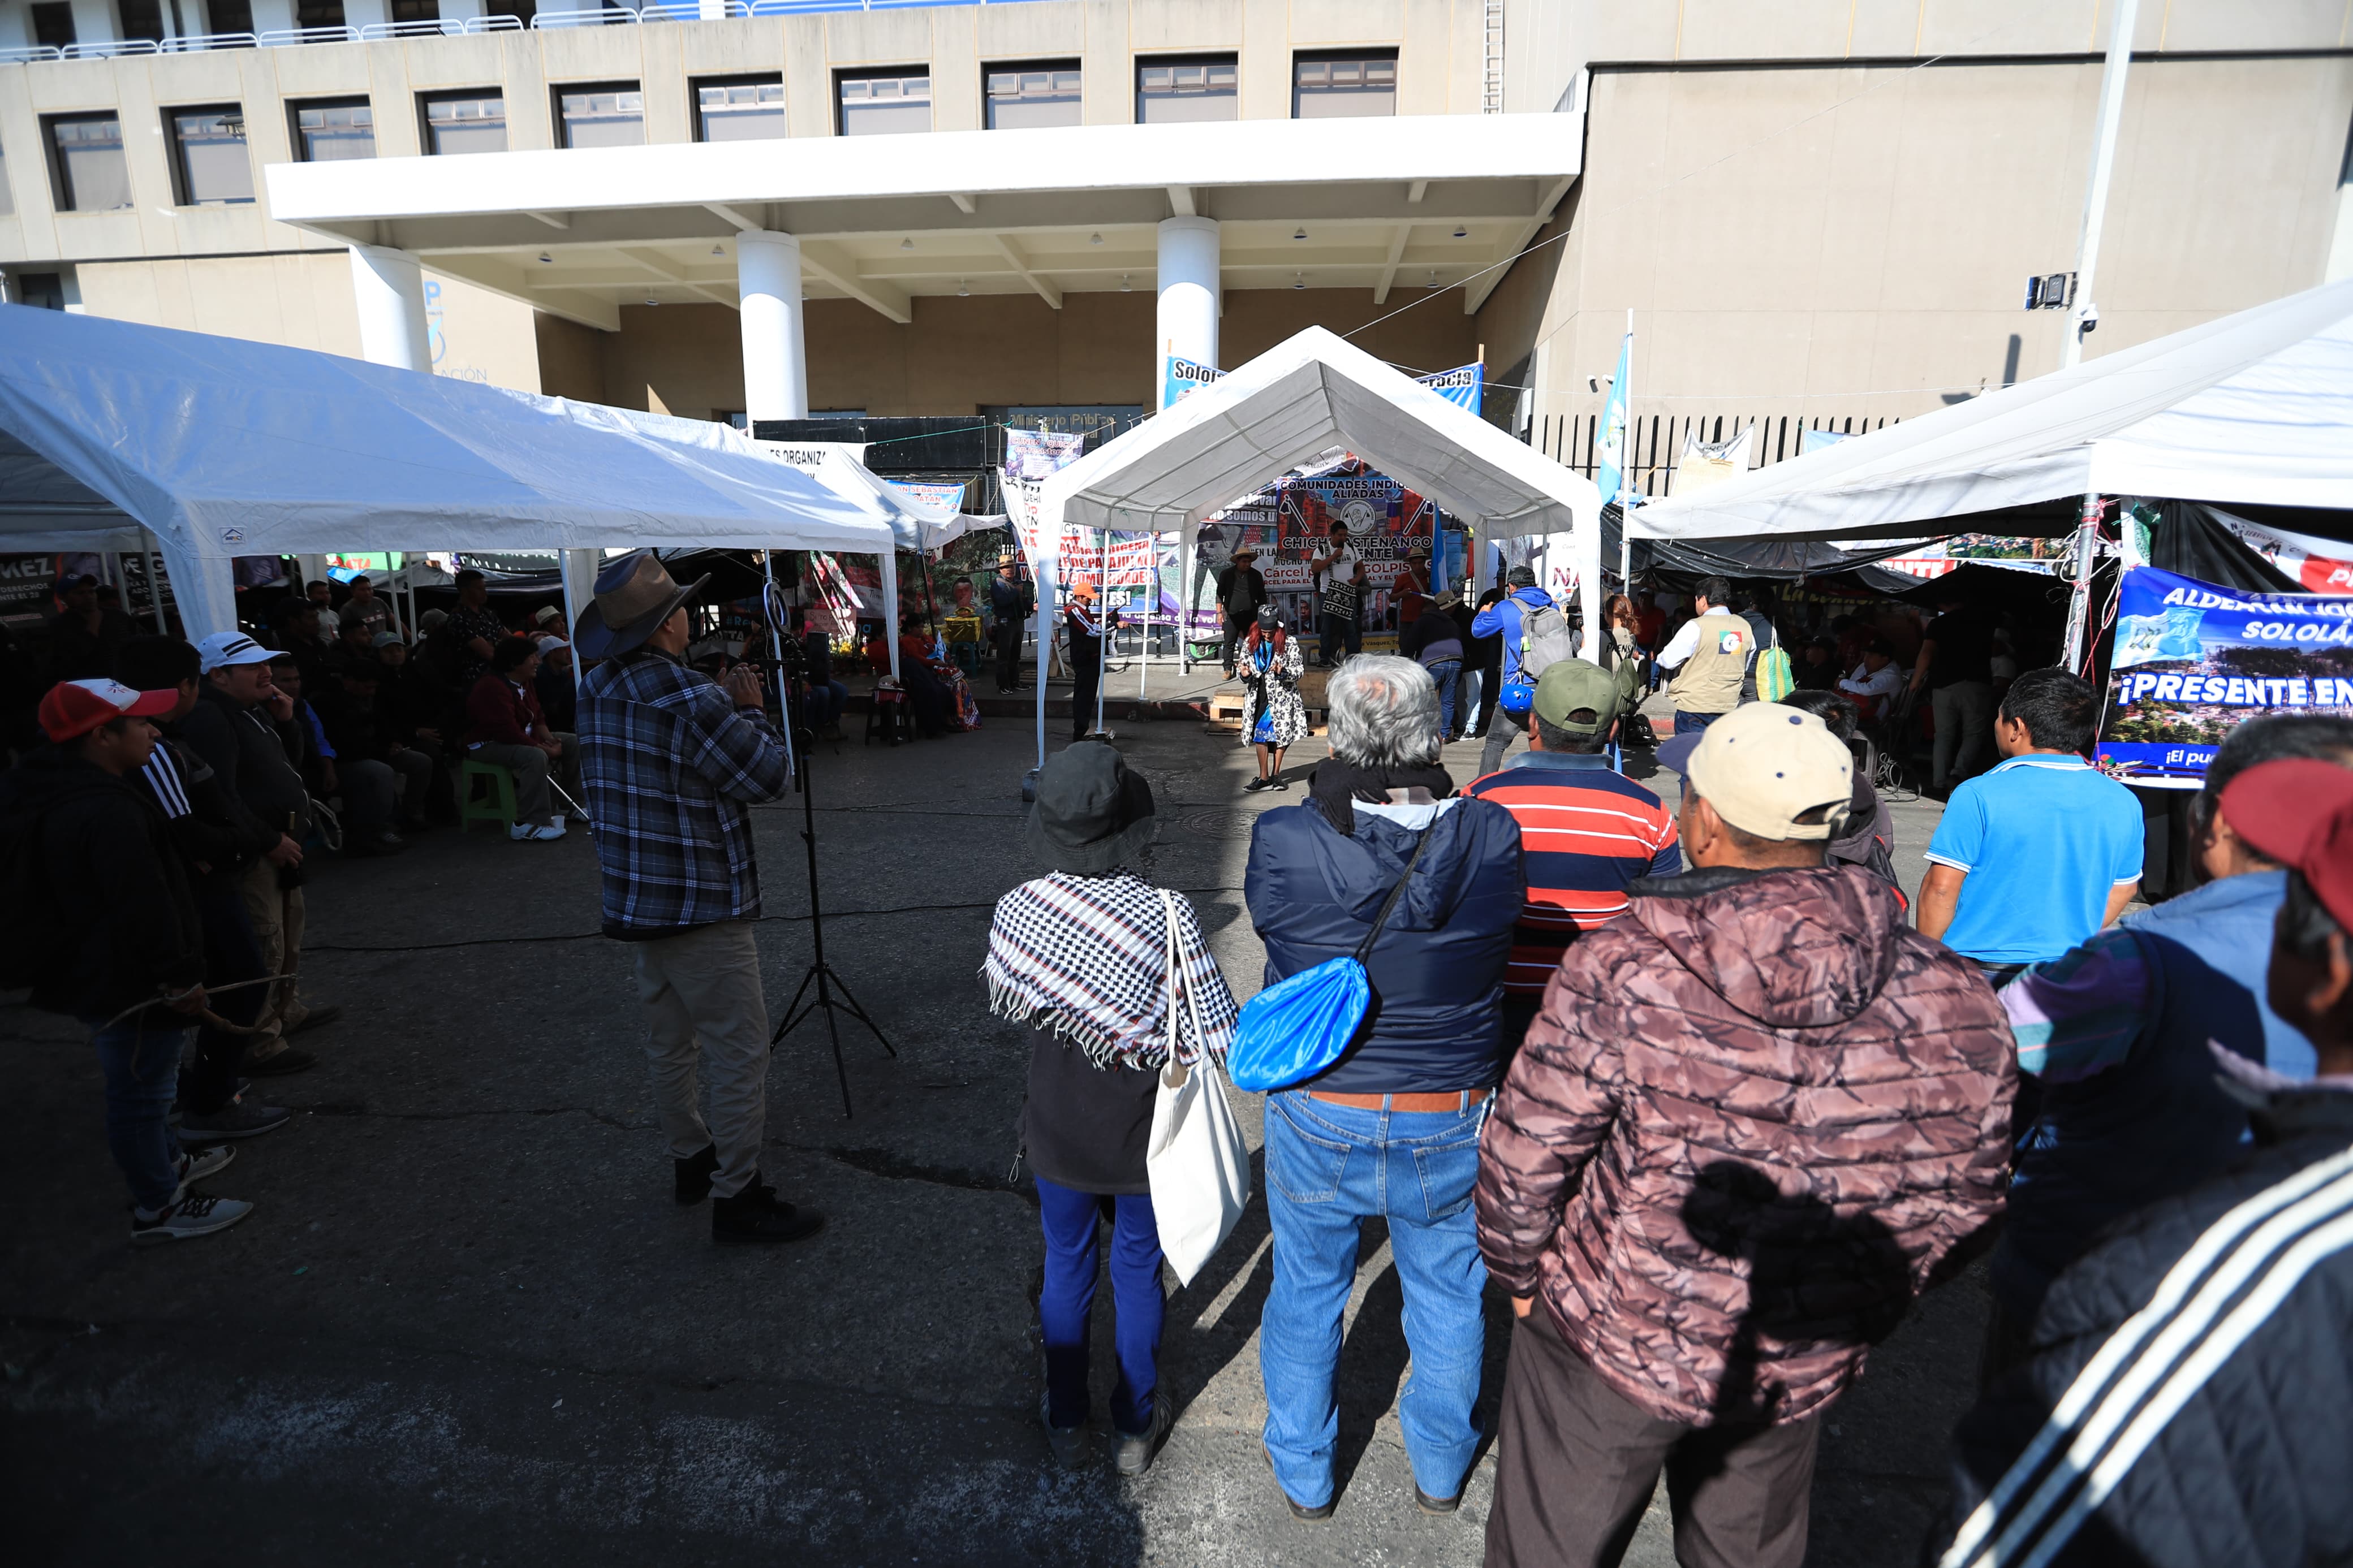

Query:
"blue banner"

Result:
[[1416, 361, 1483, 413], [1163, 353, 1222, 408], [1594, 333, 1632, 506], [2099, 565, 2353, 781]]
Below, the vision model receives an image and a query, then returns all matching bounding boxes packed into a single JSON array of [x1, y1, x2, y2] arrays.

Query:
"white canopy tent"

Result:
[[0, 305, 894, 648], [1632, 277, 2353, 545], [1029, 325, 1602, 764]]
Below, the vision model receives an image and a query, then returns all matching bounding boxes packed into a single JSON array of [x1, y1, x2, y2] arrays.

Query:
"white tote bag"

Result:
[[1145, 889, 1252, 1288]]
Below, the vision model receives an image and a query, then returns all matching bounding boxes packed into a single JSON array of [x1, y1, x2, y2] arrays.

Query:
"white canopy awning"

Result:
[[0, 304, 893, 640], [748, 439, 1006, 554], [1024, 325, 1600, 764], [1634, 278, 2353, 543]]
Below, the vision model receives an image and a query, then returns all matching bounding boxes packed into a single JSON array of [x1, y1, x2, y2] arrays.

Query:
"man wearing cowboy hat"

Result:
[[576, 550, 824, 1246], [1216, 546, 1268, 676]]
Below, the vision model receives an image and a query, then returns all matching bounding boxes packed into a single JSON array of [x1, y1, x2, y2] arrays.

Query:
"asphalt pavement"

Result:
[[2, 700, 1981, 1567]]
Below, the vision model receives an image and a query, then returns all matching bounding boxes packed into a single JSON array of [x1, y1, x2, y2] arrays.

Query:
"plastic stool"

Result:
[[458, 759, 518, 832]]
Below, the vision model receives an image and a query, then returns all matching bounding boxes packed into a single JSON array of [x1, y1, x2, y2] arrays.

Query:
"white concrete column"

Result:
[[348, 244, 433, 372], [1156, 216, 1220, 410], [736, 231, 809, 425]]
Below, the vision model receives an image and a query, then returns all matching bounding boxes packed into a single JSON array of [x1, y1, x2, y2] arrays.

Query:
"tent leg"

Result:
[[2061, 494, 2103, 675], [878, 549, 902, 682]]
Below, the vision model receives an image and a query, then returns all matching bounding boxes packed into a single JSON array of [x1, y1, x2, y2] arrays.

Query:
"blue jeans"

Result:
[[800, 679, 848, 732], [1459, 668, 1485, 735], [1425, 659, 1460, 739], [1035, 1173, 1166, 1436], [1674, 709, 1723, 735], [85, 1013, 192, 1212], [1260, 1091, 1490, 1507]]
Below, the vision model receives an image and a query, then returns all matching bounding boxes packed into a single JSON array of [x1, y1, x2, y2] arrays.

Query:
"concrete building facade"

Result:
[[0, 0, 2347, 490]]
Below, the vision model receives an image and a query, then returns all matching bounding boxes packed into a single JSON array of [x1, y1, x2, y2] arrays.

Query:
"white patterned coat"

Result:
[[1238, 632, 1307, 749]]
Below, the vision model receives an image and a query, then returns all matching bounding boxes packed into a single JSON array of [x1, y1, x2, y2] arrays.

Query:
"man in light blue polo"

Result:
[[1916, 668, 2141, 983]]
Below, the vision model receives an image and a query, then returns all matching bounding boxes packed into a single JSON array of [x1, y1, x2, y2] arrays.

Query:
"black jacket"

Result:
[[1216, 564, 1268, 621], [180, 683, 312, 836], [1943, 1092, 2353, 1568], [144, 729, 279, 891], [0, 748, 205, 1017]]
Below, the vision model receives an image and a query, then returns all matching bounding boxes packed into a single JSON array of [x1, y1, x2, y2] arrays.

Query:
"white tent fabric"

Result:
[[0, 305, 893, 641], [1634, 278, 2353, 543], [1028, 325, 1601, 763], [751, 439, 1007, 554]]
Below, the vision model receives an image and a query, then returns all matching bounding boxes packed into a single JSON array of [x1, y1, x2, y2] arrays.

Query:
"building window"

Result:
[[555, 83, 643, 149], [292, 98, 374, 162], [295, 0, 344, 29], [696, 76, 784, 142], [208, 0, 255, 33], [985, 61, 1080, 131], [1292, 51, 1397, 119], [837, 70, 930, 137], [118, 0, 165, 42], [1137, 55, 1236, 124], [166, 105, 254, 206], [421, 93, 507, 156], [483, 0, 533, 19], [12, 272, 66, 309], [390, 0, 436, 20], [45, 115, 132, 213], [29, 3, 75, 49]]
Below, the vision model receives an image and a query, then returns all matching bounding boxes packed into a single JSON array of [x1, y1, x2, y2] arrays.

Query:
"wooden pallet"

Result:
[[1205, 685, 1246, 730]]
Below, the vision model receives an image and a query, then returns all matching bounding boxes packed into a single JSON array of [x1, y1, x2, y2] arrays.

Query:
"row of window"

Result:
[[27, 0, 529, 50], [11, 51, 1394, 213]]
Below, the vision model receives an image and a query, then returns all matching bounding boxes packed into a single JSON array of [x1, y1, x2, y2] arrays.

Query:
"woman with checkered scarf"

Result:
[[983, 742, 1237, 1481]]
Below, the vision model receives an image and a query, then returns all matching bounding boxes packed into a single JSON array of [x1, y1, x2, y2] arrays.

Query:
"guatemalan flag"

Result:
[[1594, 331, 1632, 507]]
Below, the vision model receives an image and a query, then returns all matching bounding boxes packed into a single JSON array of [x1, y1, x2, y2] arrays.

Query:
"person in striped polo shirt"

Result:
[[1464, 658, 1680, 1047]]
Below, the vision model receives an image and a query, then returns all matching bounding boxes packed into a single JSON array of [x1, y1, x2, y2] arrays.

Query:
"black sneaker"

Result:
[[131, 1190, 253, 1244], [240, 1046, 318, 1077], [1113, 1392, 1174, 1477], [1262, 1448, 1334, 1521], [711, 1176, 825, 1246], [674, 1144, 719, 1205], [1414, 1483, 1463, 1515]]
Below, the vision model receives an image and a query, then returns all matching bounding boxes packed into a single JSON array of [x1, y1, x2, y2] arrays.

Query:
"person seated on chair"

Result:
[[894, 616, 957, 740], [1836, 638, 1903, 724], [793, 612, 848, 740], [464, 638, 578, 842]]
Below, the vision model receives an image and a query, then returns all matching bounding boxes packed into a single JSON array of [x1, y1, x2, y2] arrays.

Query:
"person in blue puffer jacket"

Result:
[[1469, 565, 1557, 777], [1243, 654, 1524, 1522]]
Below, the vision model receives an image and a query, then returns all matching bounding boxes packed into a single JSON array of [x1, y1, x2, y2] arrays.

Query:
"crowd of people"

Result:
[[988, 634, 2351, 1565]]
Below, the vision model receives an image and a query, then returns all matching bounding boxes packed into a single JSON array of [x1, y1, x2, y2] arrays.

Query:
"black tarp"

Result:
[[1601, 504, 1924, 593]]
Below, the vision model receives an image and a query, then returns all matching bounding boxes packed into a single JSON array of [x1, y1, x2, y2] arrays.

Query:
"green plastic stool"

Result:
[[458, 759, 518, 832]]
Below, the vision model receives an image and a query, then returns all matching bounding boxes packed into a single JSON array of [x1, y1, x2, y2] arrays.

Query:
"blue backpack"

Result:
[[1227, 826, 1433, 1092]]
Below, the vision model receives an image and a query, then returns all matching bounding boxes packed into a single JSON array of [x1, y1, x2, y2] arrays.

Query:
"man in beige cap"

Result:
[[1476, 702, 2013, 1568]]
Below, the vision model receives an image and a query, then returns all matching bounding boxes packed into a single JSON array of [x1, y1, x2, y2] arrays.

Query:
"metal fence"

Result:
[[1530, 411, 1902, 501]]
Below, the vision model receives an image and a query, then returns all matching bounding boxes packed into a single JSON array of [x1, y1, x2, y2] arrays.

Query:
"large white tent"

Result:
[[1028, 325, 1602, 762], [0, 305, 893, 643], [1632, 277, 2353, 544]]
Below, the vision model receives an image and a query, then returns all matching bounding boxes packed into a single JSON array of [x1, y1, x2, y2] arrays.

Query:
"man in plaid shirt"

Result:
[[576, 551, 824, 1247]]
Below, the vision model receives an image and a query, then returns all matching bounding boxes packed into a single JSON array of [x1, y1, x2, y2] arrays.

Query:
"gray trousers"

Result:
[[1479, 706, 1531, 778], [341, 749, 434, 831], [630, 921, 773, 1200], [1932, 680, 1994, 790], [468, 733, 579, 826]]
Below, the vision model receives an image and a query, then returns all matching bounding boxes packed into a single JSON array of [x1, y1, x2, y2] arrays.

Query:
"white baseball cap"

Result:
[[196, 631, 277, 673]]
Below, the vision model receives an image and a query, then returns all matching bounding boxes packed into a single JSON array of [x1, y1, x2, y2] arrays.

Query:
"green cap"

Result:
[[1531, 658, 1620, 735]]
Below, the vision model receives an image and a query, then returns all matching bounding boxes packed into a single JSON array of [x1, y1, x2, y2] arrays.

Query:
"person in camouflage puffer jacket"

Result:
[[1476, 702, 2016, 1568]]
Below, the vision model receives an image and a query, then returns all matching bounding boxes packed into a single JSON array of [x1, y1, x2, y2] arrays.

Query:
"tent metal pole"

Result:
[[1096, 527, 1110, 734], [140, 531, 166, 632], [761, 548, 795, 782], [2061, 494, 2105, 675]]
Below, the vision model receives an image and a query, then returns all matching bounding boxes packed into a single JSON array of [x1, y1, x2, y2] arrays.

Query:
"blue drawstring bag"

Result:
[[1228, 827, 1433, 1092]]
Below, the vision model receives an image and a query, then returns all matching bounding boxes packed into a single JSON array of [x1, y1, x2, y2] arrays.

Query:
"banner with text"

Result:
[[1163, 354, 1223, 408], [1416, 361, 1483, 413], [2100, 564, 2353, 783]]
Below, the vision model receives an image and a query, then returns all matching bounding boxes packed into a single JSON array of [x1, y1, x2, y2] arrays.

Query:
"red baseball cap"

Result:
[[38, 677, 178, 743], [2220, 758, 2353, 930]]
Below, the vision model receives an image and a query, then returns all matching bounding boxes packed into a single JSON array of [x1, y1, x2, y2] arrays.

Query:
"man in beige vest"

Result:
[[1657, 577, 1752, 737]]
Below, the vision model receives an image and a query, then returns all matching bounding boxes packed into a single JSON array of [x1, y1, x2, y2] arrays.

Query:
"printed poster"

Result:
[[1416, 361, 1483, 413], [1190, 456, 1436, 650], [1162, 354, 1222, 409], [2100, 565, 2353, 784], [1004, 428, 1085, 480]]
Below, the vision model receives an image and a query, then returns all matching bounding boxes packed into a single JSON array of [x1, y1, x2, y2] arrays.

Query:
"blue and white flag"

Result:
[[1594, 332, 1632, 507], [1417, 362, 1483, 413], [1163, 354, 1222, 409]]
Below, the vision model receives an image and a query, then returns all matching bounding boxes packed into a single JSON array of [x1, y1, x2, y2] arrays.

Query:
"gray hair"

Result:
[[1325, 655, 1441, 768]]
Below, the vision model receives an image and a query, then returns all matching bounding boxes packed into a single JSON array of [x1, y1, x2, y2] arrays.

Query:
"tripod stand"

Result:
[[765, 612, 894, 1117]]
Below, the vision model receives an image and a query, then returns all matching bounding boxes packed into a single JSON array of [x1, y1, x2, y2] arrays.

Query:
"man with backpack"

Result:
[[1471, 565, 1574, 778], [1, 677, 256, 1242], [1657, 576, 1754, 737]]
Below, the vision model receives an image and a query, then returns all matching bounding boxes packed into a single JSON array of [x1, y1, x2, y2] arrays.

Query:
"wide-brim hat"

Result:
[[1025, 740, 1158, 874], [574, 549, 708, 660]]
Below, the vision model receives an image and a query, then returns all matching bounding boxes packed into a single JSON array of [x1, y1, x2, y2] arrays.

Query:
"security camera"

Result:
[[2079, 304, 2100, 335], [1589, 374, 1611, 393]]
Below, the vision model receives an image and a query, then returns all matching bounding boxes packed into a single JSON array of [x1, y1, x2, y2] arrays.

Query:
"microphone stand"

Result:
[[760, 561, 895, 1118]]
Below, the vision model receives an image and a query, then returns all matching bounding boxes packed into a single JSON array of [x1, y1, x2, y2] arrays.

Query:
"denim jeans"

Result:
[[1035, 1173, 1166, 1436], [1425, 659, 1460, 740], [183, 881, 267, 1115], [799, 678, 848, 732], [1674, 709, 1724, 736], [1458, 668, 1485, 736], [1318, 614, 1361, 667], [1260, 1090, 1490, 1507], [84, 1012, 192, 1212]]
